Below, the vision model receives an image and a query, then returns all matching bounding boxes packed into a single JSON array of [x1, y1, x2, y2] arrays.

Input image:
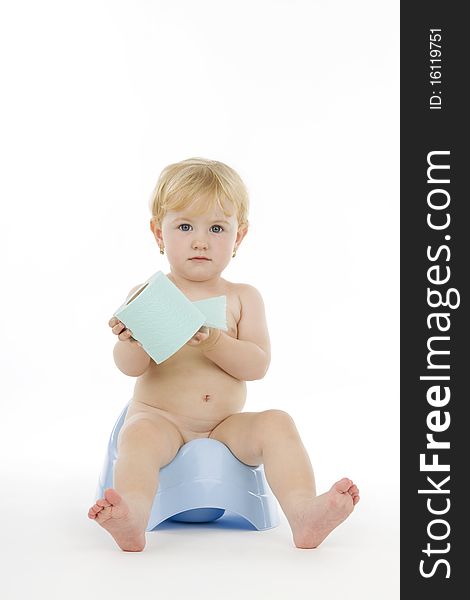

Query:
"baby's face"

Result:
[[157, 203, 244, 282]]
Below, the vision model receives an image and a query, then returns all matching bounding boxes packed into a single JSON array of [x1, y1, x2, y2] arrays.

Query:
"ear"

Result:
[[150, 217, 163, 245], [236, 224, 248, 246]]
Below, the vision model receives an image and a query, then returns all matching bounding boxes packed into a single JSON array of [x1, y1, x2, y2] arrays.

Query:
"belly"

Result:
[[132, 345, 247, 428]]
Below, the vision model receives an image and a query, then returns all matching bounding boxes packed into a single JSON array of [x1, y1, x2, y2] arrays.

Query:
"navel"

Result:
[[203, 394, 211, 402]]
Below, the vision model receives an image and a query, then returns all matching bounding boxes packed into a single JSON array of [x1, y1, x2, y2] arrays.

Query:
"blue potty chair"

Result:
[[95, 401, 280, 531]]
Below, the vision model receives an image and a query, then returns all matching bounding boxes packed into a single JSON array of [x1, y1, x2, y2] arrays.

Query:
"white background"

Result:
[[1, 1, 399, 598]]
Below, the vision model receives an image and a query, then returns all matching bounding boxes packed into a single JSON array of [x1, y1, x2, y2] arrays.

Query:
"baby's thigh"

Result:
[[209, 410, 297, 467], [209, 412, 265, 467], [118, 404, 184, 467]]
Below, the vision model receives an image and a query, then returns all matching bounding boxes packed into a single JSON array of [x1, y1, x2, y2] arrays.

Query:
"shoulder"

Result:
[[235, 282, 263, 296], [231, 282, 265, 310]]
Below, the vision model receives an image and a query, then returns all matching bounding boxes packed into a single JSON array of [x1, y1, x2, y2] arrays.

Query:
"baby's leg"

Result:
[[88, 411, 183, 552], [209, 410, 360, 549]]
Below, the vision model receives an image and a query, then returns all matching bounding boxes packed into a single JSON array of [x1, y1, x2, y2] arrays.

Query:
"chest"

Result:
[[224, 292, 241, 338], [142, 291, 241, 375], [187, 289, 241, 340]]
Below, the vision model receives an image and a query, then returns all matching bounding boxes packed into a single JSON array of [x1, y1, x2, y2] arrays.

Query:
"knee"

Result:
[[116, 415, 182, 467], [120, 415, 155, 435], [256, 409, 297, 440], [117, 415, 164, 449], [260, 409, 295, 424]]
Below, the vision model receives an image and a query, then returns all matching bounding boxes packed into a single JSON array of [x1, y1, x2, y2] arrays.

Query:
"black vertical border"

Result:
[[401, 2, 467, 596]]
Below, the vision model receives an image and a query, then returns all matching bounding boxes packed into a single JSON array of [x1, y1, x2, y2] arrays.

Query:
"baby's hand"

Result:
[[108, 317, 142, 347], [186, 326, 210, 346]]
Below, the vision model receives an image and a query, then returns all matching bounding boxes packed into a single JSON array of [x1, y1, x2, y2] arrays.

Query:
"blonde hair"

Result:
[[149, 157, 249, 228]]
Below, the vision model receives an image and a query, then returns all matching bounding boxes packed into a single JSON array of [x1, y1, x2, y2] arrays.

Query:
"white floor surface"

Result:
[[1, 472, 399, 600]]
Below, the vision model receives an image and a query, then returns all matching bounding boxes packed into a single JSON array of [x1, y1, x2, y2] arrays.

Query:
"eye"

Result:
[[178, 224, 192, 232], [210, 225, 224, 233]]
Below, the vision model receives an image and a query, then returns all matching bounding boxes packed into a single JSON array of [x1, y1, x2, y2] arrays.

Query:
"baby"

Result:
[[88, 157, 360, 552]]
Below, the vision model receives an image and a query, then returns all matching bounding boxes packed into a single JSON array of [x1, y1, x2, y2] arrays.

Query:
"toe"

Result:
[[333, 478, 353, 493], [348, 485, 359, 496], [88, 501, 107, 518], [104, 488, 122, 506]]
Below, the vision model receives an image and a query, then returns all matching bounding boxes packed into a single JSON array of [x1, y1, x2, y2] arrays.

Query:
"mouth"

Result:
[[189, 257, 211, 261]]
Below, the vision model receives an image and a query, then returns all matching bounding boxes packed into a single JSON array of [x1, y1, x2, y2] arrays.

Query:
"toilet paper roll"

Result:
[[113, 271, 227, 364], [193, 296, 227, 330]]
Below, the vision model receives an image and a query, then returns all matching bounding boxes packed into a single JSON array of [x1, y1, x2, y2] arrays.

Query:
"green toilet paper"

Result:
[[113, 271, 227, 364]]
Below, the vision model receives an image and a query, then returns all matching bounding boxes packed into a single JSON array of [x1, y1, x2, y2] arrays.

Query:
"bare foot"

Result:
[[288, 478, 360, 549], [88, 488, 148, 552]]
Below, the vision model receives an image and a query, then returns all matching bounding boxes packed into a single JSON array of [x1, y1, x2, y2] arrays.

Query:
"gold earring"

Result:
[[160, 247, 165, 255], [232, 248, 237, 258]]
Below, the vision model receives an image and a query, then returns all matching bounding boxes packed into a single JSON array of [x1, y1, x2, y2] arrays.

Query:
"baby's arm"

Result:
[[111, 284, 152, 377], [197, 284, 271, 381]]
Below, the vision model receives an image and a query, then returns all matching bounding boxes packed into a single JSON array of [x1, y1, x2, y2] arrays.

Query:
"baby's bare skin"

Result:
[[131, 275, 248, 436], [88, 207, 360, 551]]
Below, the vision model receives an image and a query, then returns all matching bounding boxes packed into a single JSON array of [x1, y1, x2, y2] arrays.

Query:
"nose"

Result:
[[192, 239, 208, 251]]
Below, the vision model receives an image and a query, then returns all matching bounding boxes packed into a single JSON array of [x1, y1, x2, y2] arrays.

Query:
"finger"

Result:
[[112, 323, 125, 335], [118, 329, 132, 341], [108, 317, 118, 327], [193, 333, 209, 344]]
